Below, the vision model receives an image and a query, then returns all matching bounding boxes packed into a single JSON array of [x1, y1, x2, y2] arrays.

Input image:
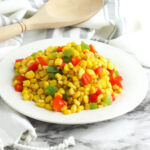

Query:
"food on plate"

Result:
[[13, 41, 123, 114]]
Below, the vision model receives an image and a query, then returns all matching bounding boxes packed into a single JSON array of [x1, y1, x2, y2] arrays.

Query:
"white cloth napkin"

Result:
[[0, 0, 149, 149]]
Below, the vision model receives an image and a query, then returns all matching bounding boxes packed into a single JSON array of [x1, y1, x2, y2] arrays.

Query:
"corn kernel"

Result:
[[31, 83, 39, 90], [45, 104, 52, 110], [23, 80, 30, 87], [71, 105, 77, 113], [83, 95, 89, 104], [74, 99, 80, 106], [33, 95, 40, 102], [74, 91, 80, 98], [68, 88, 75, 95], [19, 67, 28, 74], [78, 68, 85, 79], [63, 109, 71, 115], [30, 78, 37, 83], [45, 95, 52, 103], [25, 71, 35, 79], [39, 70, 47, 77], [55, 58, 63, 66], [36, 102, 45, 108], [55, 73, 62, 80], [49, 80, 57, 86], [61, 106, 67, 112], [37, 88, 44, 95]]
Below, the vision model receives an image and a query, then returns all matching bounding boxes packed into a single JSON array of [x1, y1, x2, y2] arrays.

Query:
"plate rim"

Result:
[[0, 38, 148, 124]]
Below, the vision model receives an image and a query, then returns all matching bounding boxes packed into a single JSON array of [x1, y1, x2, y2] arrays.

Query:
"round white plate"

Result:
[[0, 38, 148, 124]]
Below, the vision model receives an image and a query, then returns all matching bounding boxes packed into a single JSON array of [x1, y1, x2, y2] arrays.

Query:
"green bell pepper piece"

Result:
[[63, 87, 69, 100], [90, 103, 97, 109], [49, 72, 56, 79], [63, 56, 72, 62], [31, 52, 37, 57], [81, 41, 90, 50], [103, 92, 112, 105], [47, 66, 59, 73], [63, 48, 73, 57], [45, 85, 58, 97]]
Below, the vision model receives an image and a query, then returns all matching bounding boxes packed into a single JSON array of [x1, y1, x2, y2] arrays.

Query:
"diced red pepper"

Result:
[[108, 69, 115, 76], [89, 94, 98, 103], [98, 57, 101, 60], [72, 57, 81, 66], [28, 61, 39, 72], [15, 74, 26, 82], [95, 88, 102, 95], [60, 62, 67, 69], [112, 95, 116, 102], [83, 51, 88, 54], [15, 83, 23, 92], [109, 74, 123, 88], [52, 95, 66, 111], [89, 44, 96, 54], [81, 73, 92, 85], [113, 78, 123, 88], [94, 66, 102, 75], [15, 58, 24, 63], [57, 46, 63, 52], [115, 75, 123, 82], [38, 56, 48, 66]]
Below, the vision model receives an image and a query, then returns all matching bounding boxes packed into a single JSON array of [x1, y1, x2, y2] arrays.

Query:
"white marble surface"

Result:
[[8, 69, 148, 150]]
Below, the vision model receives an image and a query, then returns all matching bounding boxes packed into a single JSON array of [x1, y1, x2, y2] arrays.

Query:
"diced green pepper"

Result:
[[45, 85, 58, 97], [47, 66, 59, 73], [90, 103, 97, 109], [95, 54, 100, 58], [63, 87, 69, 100], [103, 92, 112, 105], [49, 72, 56, 79], [63, 56, 72, 62], [51, 51, 58, 58], [14, 72, 20, 79], [63, 48, 73, 57], [81, 41, 90, 50], [31, 52, 37, 57], [115, 70, 120, 75]]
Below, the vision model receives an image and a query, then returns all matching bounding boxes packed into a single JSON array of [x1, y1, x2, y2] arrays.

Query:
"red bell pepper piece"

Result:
[[57, 46, 63, 52], [89, 44, 96, 54], [60, 62, 67, 69], [15, 83, 23, 92], [81, 73, 92, 85], [72, 57, 81, 66], [112, 94, 116, 102], [89, 94, 98, 103], [38, 56, 48, 66], [94, 66, 103, 75], [15, 74, 26, 82], [15, 58, 24, 63], [28, 61, 39, 72], [95, 88, 102, 95], [52, 95, 66, 111]]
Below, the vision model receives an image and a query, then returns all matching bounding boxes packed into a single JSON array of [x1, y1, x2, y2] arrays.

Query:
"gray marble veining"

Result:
[[13, 69, 149, 150]]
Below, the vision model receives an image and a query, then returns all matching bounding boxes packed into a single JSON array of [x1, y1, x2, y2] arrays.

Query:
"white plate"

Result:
[[0, 38, 148, 124]]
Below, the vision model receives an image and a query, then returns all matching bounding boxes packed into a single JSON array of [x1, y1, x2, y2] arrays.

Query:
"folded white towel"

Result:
[[0, 0, 150, 149]]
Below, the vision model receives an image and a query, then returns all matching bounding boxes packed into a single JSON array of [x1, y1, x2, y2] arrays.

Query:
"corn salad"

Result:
[[13, 41, 123, 115]]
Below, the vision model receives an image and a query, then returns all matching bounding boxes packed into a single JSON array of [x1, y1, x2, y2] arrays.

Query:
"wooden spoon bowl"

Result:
[[0, 0, 104, 41]]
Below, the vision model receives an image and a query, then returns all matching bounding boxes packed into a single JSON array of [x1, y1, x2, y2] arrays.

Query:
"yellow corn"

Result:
[[23, 80, 30, 87], [45, 95, 52, 103], [71, 105, 77, 113], [25, 71, 35, 79], [63, 109, 71, 115], [55, 58, 63, 66]]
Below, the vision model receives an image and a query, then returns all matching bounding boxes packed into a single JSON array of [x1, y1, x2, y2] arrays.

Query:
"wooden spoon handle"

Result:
[[0, 22, 26, 42]]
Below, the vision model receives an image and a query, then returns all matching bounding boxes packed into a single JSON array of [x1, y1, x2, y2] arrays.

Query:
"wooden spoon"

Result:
[[0, 0, 104, 42]]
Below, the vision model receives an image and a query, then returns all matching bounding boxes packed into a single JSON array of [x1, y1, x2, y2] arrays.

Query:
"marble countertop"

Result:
[[20, 68, 149, 150]]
